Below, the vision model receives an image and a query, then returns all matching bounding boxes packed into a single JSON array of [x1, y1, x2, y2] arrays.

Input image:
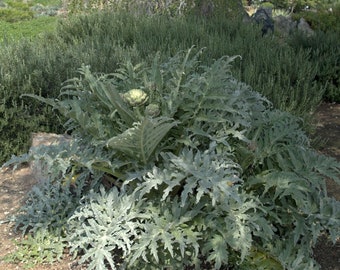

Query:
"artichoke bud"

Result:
[[122, 89, 148, 106], [145, 103, 161, 117]]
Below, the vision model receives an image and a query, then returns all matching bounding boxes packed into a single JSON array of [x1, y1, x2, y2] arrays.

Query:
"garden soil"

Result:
[[0, 103, 339, 270]]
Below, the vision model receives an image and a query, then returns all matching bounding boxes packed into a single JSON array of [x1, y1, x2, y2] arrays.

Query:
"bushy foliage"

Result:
[[292, 5, 340, 32], [3, 229, 66, 267], [2, 10, 333, 163], [64, 0, 244, 16], [0, 0, 35, 22], [0, 19, 140, 163], [287, 29, 340, 102], [252, 0, 322, 11], [0, 8, 33, 22], [0, 16, 58, 41], [67, 186, 147, 270], [0, 37, 67, 163], [64, 0, 194, 15], [2, 139, 102, 267], [6, 48, 339, 269]]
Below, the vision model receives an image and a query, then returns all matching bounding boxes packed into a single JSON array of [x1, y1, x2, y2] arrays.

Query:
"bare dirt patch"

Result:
[[0, 103, 339, 270], [312, 103, 340, 270], [314, 103, 340, 201]]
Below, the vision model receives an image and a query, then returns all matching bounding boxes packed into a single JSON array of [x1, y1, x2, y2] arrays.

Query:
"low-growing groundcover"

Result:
[[3, 48, 340, 269]]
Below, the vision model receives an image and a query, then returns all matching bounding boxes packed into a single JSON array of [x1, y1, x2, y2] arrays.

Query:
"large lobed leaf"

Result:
[[107, 116, 178, 164]]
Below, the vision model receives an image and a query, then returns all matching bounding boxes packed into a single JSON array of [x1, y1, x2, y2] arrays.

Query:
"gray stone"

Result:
[[251, 7, 275, 36], [273, 15, 297, 36], [297, 17, 314, 36], [273, 15, 314, 37]]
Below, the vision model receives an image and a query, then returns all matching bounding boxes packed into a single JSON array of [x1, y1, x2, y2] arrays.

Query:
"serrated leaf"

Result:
[[205, 234, 229, 269], [162, 231, 174, 258], [149, 237, 159, 263]]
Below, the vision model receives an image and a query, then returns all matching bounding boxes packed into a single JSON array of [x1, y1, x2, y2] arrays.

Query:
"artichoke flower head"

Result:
[[122, 89, 148, 107]]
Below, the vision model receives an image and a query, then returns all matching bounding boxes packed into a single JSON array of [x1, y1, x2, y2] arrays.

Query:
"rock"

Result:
[[247, 6, 314, 38], [251, 7, 274, 36], [197, 0, 214, 17], [297, 17, 314, 36], [273, 15, 297, 36], [273, 15, 314, 37]]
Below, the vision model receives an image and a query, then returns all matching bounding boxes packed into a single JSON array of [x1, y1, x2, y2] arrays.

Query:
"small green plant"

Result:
[[0, 0, 35, 22], [6, 47, 339, 269], [0, 8, 33, 22], [30, 0, 62, 6], [0, 16, 58, 41], [6, 0, 30, 10], [3, 229, 66, 269], [260, 2, 275, 9], [272, 8, 291, 17]]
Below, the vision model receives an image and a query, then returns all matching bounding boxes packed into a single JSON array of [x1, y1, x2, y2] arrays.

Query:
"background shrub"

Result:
[[0, 0, 35, 22], [292, 4, 340, 32], [0, 23, 140, 163], [0, 16, 57, 41], [0, 7, 33, 22], [288, 29, 340, 102]]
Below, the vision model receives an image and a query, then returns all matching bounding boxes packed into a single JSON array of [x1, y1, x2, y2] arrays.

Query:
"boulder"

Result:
[[297, 17, 314, 36], [273, 15, 314, 37], [248, 6, 314, 38], [251, 7, 274, 36], [273, 15, 297, 36]]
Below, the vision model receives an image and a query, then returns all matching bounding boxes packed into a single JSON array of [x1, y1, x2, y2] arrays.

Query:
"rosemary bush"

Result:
[[288, 29, 340, 103], [7, 47, 339, 269], [65, 0, 193, 15]]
